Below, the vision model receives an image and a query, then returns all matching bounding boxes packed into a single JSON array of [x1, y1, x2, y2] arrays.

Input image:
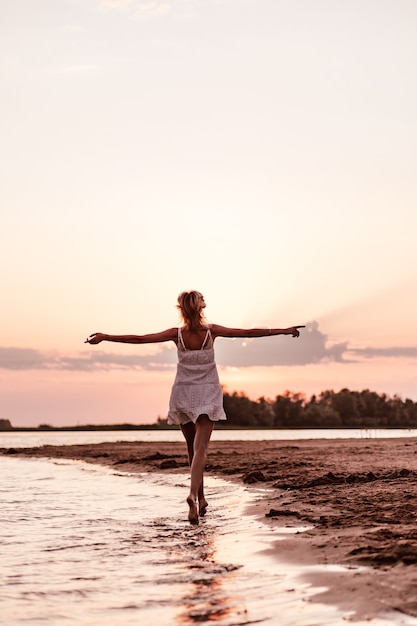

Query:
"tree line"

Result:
[[3, 389, 417, 431], [220, 388, 417, 429]]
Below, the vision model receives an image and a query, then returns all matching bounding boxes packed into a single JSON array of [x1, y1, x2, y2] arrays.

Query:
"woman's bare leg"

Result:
[[180, 421, 208, 517], [187, 414, 214, 524]]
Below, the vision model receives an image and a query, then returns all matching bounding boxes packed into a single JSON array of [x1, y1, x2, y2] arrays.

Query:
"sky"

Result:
[[1, 0, 417, 427]]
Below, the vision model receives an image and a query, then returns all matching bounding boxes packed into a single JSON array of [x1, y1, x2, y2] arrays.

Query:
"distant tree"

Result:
[[272, 391, 305, 428], [303, 397, 341, 428], [0, 419, 12, 430], [328, 388, 360, 426], [252, 396, 275, 428], [223, 391, 261, 426]]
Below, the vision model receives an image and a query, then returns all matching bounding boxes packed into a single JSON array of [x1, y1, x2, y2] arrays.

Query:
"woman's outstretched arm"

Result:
[[210, 324, 305, 339], [85, 328, 178, 345]]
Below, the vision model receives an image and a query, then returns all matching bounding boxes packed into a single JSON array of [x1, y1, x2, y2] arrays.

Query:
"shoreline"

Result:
[[3, 437, 417, 621]]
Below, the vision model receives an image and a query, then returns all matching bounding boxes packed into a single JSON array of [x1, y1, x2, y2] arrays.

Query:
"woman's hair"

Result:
[[177, 291, 206, 330]]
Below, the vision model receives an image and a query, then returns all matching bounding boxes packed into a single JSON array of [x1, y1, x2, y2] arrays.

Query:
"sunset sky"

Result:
[[1, 0, 416, 427]]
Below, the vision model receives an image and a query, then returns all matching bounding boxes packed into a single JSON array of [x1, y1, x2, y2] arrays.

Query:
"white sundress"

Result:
[[167, 327, 227, 425]]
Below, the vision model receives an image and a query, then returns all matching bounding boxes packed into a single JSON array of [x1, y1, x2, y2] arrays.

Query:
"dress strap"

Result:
[[178, 327, 187, 351], [200, 328, 211, 350]]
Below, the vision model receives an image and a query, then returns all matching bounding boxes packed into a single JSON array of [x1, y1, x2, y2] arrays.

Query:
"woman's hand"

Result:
[[85, 333, 106, 344], [288, 325, 305, 338]]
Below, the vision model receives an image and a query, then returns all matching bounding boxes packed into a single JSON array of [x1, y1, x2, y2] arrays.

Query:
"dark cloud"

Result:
[[1, 323, 416, 372], [215, 321, 348, 367], [0, 347, 177, 372], [58, 349, 178, 372], [350, 347, 417, 359], [0, 348, 57, 370]]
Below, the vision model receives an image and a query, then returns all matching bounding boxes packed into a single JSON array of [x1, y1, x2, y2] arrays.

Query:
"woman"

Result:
[[85, 290, 304, 524]]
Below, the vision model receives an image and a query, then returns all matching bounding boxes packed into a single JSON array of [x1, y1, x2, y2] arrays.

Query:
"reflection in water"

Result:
[[139, 516, 243, 625], [173, 524, 242, 625]]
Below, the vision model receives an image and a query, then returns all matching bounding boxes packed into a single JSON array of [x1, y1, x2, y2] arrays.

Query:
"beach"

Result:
[[3, 436, 417, 622]]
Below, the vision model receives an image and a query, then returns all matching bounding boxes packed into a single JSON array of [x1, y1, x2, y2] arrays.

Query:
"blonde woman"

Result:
[[86, 290, 304, 524]]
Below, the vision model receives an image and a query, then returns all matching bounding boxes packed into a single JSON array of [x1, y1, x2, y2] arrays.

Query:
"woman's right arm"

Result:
[[210, 324, 304, 339], [85, 328, 178, 345]]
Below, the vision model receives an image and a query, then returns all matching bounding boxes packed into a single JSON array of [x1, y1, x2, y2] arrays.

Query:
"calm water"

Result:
[[2, 432, 417, 626], [1, 427, 416, 449]]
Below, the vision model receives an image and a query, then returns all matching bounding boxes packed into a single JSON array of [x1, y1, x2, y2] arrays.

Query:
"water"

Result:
[[1, 453, 417, 625], [1, 427, 416, 449]]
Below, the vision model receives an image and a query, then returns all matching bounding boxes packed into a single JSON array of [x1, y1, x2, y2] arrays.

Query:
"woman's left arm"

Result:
[[85, 327, 178, 345]]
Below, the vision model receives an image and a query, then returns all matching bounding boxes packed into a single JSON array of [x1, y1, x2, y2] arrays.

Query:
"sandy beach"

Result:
[[4, 436, 417, 622]]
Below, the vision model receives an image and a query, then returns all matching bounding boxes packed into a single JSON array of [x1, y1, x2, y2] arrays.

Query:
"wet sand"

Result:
[[4, 436, 417, 621]]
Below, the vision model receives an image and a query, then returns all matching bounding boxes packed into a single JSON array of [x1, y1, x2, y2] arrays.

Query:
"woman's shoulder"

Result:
[[208, 323, 225, 334]]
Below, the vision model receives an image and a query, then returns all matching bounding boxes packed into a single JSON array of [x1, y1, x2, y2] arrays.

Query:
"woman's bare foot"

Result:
[[198, 497, 208, 517], [187, 496, 199, 525]]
